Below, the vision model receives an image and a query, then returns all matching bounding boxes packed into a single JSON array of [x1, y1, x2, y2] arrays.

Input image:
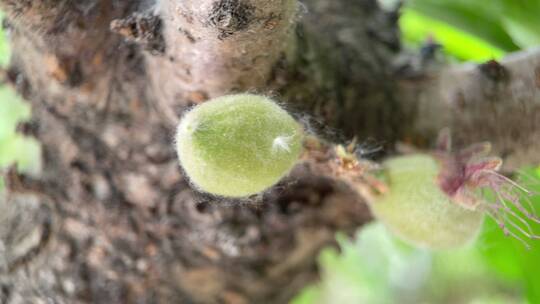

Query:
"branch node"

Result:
[[206, 0, 255, 39], [111, 13, 166, 55], [478, 59, 510, 82]]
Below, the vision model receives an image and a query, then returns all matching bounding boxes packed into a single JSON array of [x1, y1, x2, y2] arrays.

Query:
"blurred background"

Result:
[[1, 1, 540, 303]]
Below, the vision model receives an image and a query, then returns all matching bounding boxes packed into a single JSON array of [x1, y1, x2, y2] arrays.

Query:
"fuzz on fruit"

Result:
[[370, 154, 485, 250], [176, 94, 303, 198]]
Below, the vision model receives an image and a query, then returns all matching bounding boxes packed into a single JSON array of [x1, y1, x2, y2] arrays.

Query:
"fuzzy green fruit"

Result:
[[176, 94, 303, 198], [370, 154, 484, 250]]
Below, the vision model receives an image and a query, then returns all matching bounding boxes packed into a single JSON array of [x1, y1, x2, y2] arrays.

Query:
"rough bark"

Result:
[[399, 48, 540, 170], [0, 0, 538, 304], [144, 0, 299, 121]]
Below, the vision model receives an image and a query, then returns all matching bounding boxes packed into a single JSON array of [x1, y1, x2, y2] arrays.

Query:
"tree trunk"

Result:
[[1, 1, 539, 303]]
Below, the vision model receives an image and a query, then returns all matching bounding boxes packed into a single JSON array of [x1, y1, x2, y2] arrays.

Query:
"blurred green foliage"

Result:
[[293, 225, 432, 304], [294, 169, 540, 304], [401, 0, 540, 61], [0, 14, 41, 191], [400, 10, 505, 61], [0, 87, 41, 176]]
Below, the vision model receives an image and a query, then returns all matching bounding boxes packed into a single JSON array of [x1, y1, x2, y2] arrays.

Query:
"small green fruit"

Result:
[[370, 154, 484, 250], [176, 94, 303, 198]]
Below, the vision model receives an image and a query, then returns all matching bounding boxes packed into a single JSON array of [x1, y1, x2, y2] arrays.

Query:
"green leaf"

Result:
[[290, 286, 322, 304], [406, 0, 520, 52], [400, 9, 506, 62], [0, 135, 42, 176], [502, 18, 540, 49], [499, 0, 540, 48]]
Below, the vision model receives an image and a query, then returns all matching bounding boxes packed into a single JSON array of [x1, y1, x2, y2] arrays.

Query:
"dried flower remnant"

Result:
[[370, 129, 539, 250], [434, 129, 540, 249]]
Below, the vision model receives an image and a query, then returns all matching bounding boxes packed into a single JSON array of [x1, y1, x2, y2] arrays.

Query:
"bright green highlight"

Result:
[[371, 154, 484, 250], [0, 18, 42, 180], [400, 9, 505, 62], [402, 0, 540, 61], [0, 87, 42, 176], [405, 0, 519, 52], [176, 94, 303, 198], [0, 87, 31, 139], [407, 0, 540, 49]]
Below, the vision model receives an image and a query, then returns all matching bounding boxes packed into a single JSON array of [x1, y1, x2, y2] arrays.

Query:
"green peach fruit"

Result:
[[370, 154, 484, 250], [176, 94, 303, 198]]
